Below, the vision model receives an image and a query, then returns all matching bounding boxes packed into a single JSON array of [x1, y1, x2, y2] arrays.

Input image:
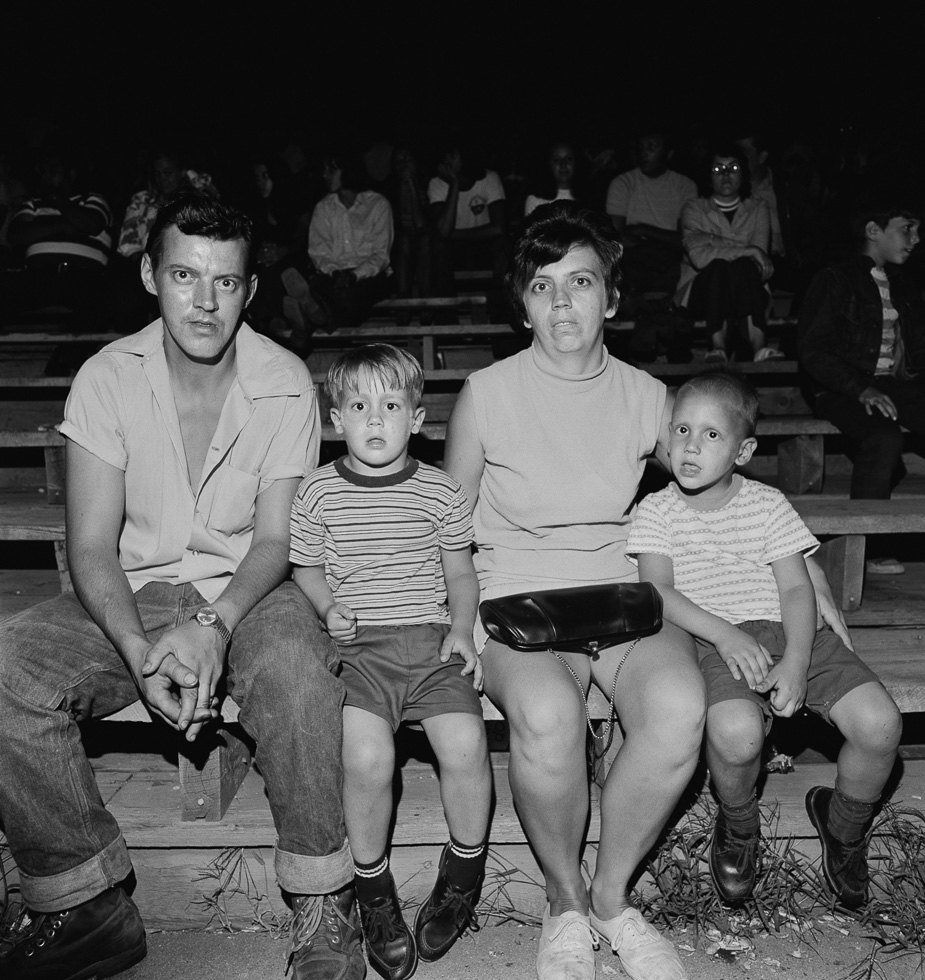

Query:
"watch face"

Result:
[[198, 608, 218, 626]]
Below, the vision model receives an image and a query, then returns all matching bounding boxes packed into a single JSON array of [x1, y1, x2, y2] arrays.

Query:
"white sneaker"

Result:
[[536, 906, 596, 980], [590, 907, 686, 980]]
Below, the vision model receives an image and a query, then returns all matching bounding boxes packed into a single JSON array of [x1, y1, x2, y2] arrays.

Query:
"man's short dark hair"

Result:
[[507, 201, 623, 324], [677, 370, 759, 438], [850, 196, 919, 246], [146, 193, 255, 275]]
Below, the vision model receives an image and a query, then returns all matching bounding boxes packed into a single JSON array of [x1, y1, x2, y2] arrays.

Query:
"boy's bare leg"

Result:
[[828, 682, 902, 802], [421, 713, 492, 843], [342, 706, 395, 862], [415, 713, 492, 962], [704, 699, 765, 804]]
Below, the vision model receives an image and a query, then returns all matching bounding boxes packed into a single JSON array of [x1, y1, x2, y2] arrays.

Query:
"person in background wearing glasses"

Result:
[[675, 142, 781, 363]]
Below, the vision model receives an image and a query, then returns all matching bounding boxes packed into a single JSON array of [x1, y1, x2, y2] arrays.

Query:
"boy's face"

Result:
[[867, 216, 920, 267], [330, 371, 425, 477], [669, 392, 756, 502]]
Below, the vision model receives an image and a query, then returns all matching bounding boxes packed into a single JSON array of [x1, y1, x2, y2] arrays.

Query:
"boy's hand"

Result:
[[714, 625, 774, 689], [440, 627, 484, 692], [324, 603, 357, 643], [755, 658, 808, 717]]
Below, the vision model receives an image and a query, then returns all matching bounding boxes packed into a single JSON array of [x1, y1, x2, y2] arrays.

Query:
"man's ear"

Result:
[[736, 437, 758, 467], [330, 407, 343, 433], [606, 288, 620, 321], [411, 405, 425, 434], [246, 273, 258, 307], [140, 253, 158, 297]]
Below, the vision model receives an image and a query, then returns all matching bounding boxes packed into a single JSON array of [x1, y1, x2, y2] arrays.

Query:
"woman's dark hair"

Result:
[[701, 141, 751, 199], [146, 192, 255, 275], [507, 201, 622, 323]]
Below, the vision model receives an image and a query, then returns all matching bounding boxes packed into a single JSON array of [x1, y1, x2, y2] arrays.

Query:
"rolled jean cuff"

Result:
[[19, 834, 133, 913], [275, 839, 353, 896]]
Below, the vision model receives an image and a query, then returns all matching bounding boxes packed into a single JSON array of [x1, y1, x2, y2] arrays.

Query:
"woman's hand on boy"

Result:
[[755, 659, 807, 717], [715, 625, 774, 689], [441, 627, 484, 692], [324, 602, 358, 643]]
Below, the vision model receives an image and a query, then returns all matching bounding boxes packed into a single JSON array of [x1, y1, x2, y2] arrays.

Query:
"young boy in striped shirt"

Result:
[[290, 345, 490, 980], [626, 372, 900, 910]]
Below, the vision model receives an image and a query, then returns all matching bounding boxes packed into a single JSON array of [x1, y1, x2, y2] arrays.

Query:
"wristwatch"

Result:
[[192, 606, 233, 645]]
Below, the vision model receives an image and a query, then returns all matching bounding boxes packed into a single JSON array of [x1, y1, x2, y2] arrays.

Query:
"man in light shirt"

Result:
[[0, 194, 361, 980]]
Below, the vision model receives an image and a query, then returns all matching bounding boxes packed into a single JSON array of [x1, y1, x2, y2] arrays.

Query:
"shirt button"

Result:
[[192, 550, 200, 556]]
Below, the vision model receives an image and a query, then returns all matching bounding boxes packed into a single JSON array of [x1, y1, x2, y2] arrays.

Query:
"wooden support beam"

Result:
[[179, 724, 253, 822], [815, 535, 866, 611], [777, 434, 824, 494]]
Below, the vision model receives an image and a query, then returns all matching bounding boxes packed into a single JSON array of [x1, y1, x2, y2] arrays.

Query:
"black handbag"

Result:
[[478, 582, 663, 658]]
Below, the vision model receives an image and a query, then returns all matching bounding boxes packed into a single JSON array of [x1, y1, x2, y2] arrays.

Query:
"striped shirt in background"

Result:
[[871, 266, 900, 376], [17, 191, 112, 267], [625, 476, 819, 625], [290, 457, 473, 627]]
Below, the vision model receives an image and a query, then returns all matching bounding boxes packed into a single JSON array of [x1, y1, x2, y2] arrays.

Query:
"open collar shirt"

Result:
[[60, 321, 319, 602]]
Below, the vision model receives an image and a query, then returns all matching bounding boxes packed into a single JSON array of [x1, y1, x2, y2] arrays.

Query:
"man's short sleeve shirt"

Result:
[[59, 321, 318, 602]]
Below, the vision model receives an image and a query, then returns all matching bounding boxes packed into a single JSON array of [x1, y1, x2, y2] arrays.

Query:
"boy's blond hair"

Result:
[[324, 344, 425, 407]]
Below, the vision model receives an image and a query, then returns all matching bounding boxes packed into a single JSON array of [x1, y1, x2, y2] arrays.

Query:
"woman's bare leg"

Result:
[[589, 623, 705, 918], [481, 640, 591, 915]]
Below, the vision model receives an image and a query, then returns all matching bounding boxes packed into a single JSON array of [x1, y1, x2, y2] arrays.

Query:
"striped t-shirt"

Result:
[[625, 476, 818, 624], [871, 266, 900, 376], [290, 457, 473, 626]]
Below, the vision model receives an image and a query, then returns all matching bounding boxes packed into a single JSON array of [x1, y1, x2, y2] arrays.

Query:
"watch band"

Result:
[[192, 607, 233, 645]]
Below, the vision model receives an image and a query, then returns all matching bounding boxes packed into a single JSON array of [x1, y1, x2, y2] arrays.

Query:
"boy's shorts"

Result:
[[338, 622, 483, 732], [697, 620, 881, 726]]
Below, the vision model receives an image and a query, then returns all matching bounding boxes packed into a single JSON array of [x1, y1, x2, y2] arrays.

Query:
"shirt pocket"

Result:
[[206, 465, 260, 535]]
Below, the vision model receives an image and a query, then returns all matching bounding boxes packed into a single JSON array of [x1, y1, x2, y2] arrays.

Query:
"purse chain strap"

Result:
[[551, 637, 640, 741]]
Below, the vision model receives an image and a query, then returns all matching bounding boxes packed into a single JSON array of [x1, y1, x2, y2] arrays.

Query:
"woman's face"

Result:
[[549, 145, 576, 188], [711, 156, 743, 201], [523, 245, 616, 360]]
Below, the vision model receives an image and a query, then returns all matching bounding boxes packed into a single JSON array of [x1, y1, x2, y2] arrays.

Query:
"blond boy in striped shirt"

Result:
[[291, 345, 490, 980]]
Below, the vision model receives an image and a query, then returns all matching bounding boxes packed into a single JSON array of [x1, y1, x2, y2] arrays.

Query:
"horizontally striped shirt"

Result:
[[871, 266, 900, 376], [290, 457, 473, 626], [17, 191, 112, 266], [626, 476, 818, 624]]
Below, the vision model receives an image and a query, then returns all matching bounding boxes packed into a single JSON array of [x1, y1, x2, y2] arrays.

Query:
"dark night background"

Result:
[[4, 7, 925, 246]]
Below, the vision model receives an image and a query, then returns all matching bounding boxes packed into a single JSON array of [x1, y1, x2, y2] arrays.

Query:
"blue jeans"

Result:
[[0, 581, 352, 912]]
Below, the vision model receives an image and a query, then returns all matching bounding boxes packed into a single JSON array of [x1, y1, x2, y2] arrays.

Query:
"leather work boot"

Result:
[[805, 786, 870, 909], [0, 886, 146, 980], [709, 809, 761, 905], [287, 887, 366, 979], [413, 844, 483, 962]]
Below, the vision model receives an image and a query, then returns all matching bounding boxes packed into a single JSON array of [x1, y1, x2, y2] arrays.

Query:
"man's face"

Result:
[[637, 137, 669, 176], [141, 226, 256, 365], [869, 217, 920, 266]]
